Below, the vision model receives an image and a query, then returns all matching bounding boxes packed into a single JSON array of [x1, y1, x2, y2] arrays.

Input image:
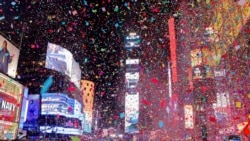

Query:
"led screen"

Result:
[[0, 73, 24, 140], [41, 93, 80, 118], [19, 87, 29, 130], [23, 94, 40, 132], [71, 59, 81, 89], [125, 72, 139, 80], [39, 115, 83, 135], [125, 92, 139, 133], [184, 105, 194, 129], [125, 59, 139, 65], [0, 35, 20, 78], [124, 33, 140, 48], [45, 42, 73, 77], [168, 17, 177, 82], [40, 93, 84, 135], [82, 111, 92, 133]]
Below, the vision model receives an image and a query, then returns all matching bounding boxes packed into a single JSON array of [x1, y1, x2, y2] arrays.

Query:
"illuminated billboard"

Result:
[[0, 35, 20, 78], [190, 48, 215, 79], [125, 32, 141, 48], [212, 92, 230, 122], [125, 59, 139, 65], [168, 17, 177, 83], [19, 87, 29, 130], [45, 42, 73, 77], [125, 59, 140, 73], [40, 93, 84, 135], [0, 73, 24, 140], [83, 111, 92, 133], [125, 92, 139, 133], [45, 42, 81, 88], [184, 105, 194, 129], [23, 94, 40, 133], [41, 93, 83, 118], [40, 114, 84, 136], [40, 126, 83, 135], [71, 59, 81, 89]]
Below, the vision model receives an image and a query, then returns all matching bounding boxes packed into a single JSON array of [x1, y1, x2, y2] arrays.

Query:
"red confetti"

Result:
[[151, 77, 158, 83], [209, 116, 216, 122], [160, 99, 165, 109]]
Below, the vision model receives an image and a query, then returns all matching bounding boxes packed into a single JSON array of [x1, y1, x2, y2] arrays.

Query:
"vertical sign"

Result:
[[125, 92, 139, 133], [184, 105, 194, 129], [168, 17, 177, 83]]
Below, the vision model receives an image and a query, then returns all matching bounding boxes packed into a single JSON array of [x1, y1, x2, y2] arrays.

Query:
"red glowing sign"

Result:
[[168, 17, 177, 83]]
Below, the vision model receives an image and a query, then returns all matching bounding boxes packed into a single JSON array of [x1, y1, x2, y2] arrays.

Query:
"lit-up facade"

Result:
[[174, 0, 250, 140], [124, 32, 140, 134], [81, 80, 95, 133]]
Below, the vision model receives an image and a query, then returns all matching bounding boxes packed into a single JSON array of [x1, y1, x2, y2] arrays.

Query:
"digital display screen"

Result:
[[23, 94, 40, 132], [0, 35, 20, 78], [45, 42, 81, 88], [125, 93, 139, 133], [45, 42, 73, 77], [41, 93, 82, 118], [19, 87, 29, 129], [125, 33, 141, 48], [228, 135, 241, 141], [184, 105, 194, 129], [40, 93, 84, 135], [0, 73, 24, 140]]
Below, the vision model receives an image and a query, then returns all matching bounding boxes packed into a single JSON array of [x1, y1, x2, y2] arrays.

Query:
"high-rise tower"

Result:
[[124, 32, 141, 135]]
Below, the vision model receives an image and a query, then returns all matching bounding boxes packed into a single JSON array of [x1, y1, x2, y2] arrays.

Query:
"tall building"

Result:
[[124, 32, 141, 136], [81, 80, 95, 133], [174, 0, 250, 140]]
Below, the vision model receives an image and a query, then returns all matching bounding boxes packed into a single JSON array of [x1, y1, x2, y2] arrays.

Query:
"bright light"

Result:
[[129, 32, 136, 36]]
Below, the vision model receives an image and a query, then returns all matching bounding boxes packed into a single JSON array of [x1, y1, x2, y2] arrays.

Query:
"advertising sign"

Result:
[[41, 93, 75, 118], [125, 92, 139, 133], [125, 59, 140, 73], [83, 111, 92, 133], [184, 105, 194, 129], [190, 48, 215, 79], [45, 42, 82, 88], [40, 126, 83, 135], [0, 35, 20, 78], [71, 59, 81, 89], [23, 94, 40, 132], [0, 73, 24, 140], [125, 32, 141, 48], [40, 93, 84, 135], [19, 87, 29, 130], [168, 17, 177, 83], [45, 42, 73, 77], [213, 92, 231, 123]]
